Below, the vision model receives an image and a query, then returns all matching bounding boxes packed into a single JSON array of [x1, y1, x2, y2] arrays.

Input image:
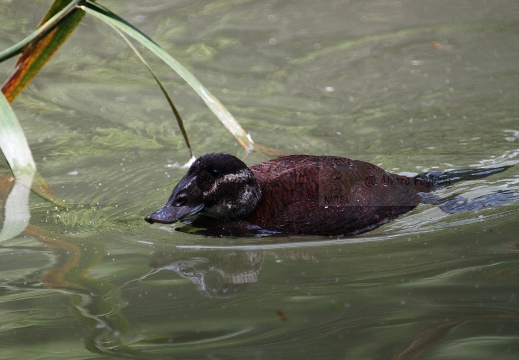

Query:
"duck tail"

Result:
[[414, 165, 511, 189]]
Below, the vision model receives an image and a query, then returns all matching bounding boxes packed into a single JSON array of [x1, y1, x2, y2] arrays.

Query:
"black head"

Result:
[[145, 153, 262, 224]]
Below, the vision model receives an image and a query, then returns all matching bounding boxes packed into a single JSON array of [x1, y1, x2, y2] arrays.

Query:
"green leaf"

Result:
[[111, 25, 194, 158], [80, 1, 256, 152], [0, 92, 35, 185], [0, 92, 66, 209], [0, 92, 35, 240]]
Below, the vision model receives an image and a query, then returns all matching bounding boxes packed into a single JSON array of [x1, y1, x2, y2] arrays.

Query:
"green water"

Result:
[[1, 0, 518, 359]]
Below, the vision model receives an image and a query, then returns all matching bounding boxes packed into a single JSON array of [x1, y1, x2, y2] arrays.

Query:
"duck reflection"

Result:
[[150, 249, 265, 298]]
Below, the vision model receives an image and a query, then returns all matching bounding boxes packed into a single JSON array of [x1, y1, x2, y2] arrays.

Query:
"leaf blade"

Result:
[[80, 1, 256, 152], [0, 92, 35, 240], [1, 0, 89, 102], [0, 91, 35, 184], [0, 91, 64, 207], [110, 24, 194, 158]]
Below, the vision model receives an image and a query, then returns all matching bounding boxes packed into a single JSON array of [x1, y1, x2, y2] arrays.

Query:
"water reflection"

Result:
[[0, 175, 32, 242], [0, 173, 147, 357], [438, 189, 519, 214], [150, 249, 265, 298], [14, 226, 140, 358]]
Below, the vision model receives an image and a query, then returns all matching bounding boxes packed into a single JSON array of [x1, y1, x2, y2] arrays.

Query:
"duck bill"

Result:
[[144, 202, 203, 224], [144, 174, 204, 224]]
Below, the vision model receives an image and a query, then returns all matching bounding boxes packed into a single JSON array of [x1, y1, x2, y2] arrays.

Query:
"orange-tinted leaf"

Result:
[[32, 170, 66, 208], [2, 0, 96, 102]]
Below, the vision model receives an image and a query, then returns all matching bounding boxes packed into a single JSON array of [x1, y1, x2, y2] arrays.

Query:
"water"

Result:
[[1, 0, 518, 358]]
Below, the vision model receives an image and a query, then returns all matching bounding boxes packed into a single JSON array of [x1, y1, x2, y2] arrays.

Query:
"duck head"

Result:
[[145, 153, 262, 224]]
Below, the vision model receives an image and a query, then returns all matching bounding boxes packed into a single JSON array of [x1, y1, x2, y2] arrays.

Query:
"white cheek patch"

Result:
[[205, 169, 250, 196], [223, 169, 249, 182], [201, 168, 262, 220]]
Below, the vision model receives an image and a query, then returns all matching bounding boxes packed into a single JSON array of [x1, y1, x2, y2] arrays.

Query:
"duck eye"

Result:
[[173, 195, 187, 207], [210, 168, 222, 178]]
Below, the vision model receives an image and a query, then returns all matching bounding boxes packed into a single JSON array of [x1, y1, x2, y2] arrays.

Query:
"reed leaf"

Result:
[[0, 92, 35, 240], [1, 0, 92, 102], [0, 92, 35, 184], [80, 1, 256, 152], [111, 24, 194, 158], [0, 91, 64, 208]]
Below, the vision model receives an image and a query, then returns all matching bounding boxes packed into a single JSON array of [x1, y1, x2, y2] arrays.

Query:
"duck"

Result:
[[144, 153, 436, 236]]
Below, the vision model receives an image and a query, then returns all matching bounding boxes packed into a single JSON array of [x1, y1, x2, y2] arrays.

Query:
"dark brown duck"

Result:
[[145, 153, 438, 236]]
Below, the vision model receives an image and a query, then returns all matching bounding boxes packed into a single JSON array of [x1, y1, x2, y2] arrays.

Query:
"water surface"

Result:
[[0, 0, 518, 358]]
